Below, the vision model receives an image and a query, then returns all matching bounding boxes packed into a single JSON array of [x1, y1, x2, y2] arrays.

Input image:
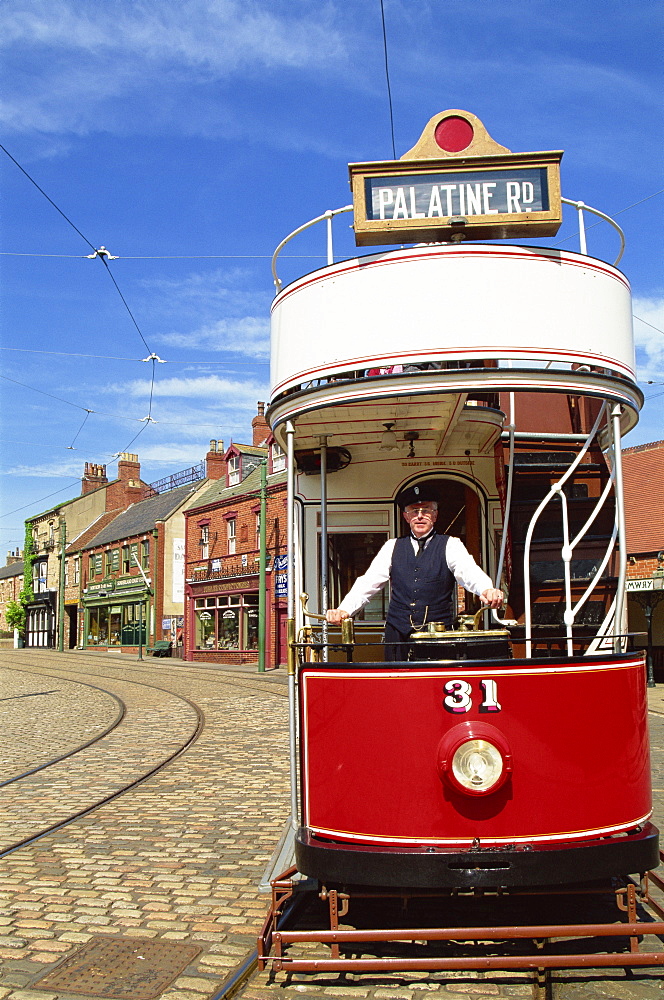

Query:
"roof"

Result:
[[186, 467, 286, 514], [0, 561, 23, 580], [226, 442, 267, 458], [622, 440, 664, 554], [66, 509, 125, 555], [82, 483, 198, 550]]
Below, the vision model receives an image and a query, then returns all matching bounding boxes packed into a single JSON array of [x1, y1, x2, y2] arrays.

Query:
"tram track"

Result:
[[0, 653, 289, 859], [0, 661, 203, 857]]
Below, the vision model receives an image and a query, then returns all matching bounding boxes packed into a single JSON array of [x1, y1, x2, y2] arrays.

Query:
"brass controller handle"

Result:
[[299, 593, 354, 644]]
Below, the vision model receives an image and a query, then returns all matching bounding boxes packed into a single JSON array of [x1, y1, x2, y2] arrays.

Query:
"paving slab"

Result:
[[1, 650, 663, 1000]]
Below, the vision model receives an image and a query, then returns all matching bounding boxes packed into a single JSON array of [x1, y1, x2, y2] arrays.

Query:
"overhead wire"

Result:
[[1, 142, 159, 455], [379, 0, 397, 160]]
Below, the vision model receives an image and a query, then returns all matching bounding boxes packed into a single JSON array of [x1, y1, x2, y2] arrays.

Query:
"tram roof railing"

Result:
[[271, 199, 626, 294]]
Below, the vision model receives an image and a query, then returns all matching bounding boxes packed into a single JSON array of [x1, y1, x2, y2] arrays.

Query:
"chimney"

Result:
[[117, 453, 141, 487], [6, 548, 23, 566], [205, 439, 226, 481], [81, 461, 109, 495], [252, 401, 269, 447]]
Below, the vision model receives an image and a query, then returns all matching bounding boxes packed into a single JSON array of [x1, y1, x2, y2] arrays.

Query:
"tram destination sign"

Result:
[[349, 151, 563, 246]]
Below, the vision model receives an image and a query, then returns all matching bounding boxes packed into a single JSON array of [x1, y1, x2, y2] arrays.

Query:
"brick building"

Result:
[[623, 439, 664, 676], [77, 472, 221, 653], [0, 551, 24, 634], [23, 454, 150, 648], [184, 406, 288, 669]]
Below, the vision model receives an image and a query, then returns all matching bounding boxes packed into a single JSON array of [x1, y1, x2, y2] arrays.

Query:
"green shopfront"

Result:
[[83, 577, 150, 649]]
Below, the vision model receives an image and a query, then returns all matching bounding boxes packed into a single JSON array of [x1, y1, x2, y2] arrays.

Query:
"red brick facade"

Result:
[[184, 452, 287, 669]]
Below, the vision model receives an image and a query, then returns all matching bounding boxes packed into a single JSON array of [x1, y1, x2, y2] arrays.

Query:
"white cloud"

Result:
[[633, 296, 664, 384], [6, 459, 82, 478], [102, 372, 268, 402], [159, 317, 269, 358], [0, 0, 349, 138]]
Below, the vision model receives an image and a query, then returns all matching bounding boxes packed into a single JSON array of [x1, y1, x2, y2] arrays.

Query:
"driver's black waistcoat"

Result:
[[387, 533, 454, 633]]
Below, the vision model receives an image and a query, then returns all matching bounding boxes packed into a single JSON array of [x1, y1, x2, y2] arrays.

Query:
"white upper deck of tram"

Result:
[[267, 204, 641, 452]]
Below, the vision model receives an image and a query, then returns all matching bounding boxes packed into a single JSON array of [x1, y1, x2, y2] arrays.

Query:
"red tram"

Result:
[[259, 111, 662, 972]]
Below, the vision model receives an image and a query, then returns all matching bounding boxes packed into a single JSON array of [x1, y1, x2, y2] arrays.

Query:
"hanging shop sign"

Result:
[[349, 109, 562, 246]]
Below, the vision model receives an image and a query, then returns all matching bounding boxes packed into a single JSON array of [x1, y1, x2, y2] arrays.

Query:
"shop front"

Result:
[[25, 593, 56, 648], [187, 574, 265, 665], [83, 577, 149, 650]]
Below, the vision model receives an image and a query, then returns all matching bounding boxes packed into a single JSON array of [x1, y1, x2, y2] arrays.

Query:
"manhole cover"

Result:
[[34, 935, 202, 999]]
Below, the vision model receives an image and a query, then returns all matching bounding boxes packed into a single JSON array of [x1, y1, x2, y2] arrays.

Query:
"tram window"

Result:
[[327, 533, 389, 621]]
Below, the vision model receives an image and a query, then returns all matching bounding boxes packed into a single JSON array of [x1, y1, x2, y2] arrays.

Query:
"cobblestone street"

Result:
[[1, 649, 663, 1000]]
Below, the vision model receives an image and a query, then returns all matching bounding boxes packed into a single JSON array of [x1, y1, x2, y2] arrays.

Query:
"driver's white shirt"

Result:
[[337, 534, 493, 617]]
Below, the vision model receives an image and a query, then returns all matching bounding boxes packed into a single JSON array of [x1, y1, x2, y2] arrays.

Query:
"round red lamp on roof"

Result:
[[434, 115, 474, 153]]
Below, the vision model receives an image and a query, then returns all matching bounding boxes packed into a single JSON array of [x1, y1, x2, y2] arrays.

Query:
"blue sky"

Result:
[[1, 0, 662, 553]]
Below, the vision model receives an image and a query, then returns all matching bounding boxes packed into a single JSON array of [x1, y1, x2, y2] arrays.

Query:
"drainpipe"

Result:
[[57, 517, 66, 652], [258, 459, 268, 672]]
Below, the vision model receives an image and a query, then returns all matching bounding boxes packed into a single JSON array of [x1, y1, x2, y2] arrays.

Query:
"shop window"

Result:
[[141, 539, 149, 569], [243, 594, 259, 649], [227, 519, 236, 555], [196, 607, 216, 649], [193, 593, 259, 651], [219, 600, 240, 648], [228, 454, 240, 486], [108, 606, 122, 646]]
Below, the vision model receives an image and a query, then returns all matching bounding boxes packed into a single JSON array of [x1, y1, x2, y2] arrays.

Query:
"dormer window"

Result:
[[228, 454, 240, 486], [271, 442, 286, 473]]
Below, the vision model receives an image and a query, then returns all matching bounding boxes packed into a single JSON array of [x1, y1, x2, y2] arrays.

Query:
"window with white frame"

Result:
[[271, 442, 286, 472], [200, 525, 209, 560], [228, 454, 240, 486], [227, 518, 236, 555], [255, 511, 261, 549], [74, 556, 80, 585]]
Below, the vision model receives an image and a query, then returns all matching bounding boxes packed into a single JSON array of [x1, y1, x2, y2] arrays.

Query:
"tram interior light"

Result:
[[404, 430, 419, 458], [380, 423, 399, 451]]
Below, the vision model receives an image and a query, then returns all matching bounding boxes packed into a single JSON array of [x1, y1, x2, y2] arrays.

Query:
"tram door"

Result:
[[398, 478, 483, 616]]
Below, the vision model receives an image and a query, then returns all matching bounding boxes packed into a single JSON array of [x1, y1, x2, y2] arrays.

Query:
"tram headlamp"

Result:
[[452, 740, 503, 792], [437, 722, 512, 797]]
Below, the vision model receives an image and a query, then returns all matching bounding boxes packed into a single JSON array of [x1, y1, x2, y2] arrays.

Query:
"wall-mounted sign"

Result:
[[626, 579, 655, 592], [349, 110, 562, 246], [274, 554, 288, 598]]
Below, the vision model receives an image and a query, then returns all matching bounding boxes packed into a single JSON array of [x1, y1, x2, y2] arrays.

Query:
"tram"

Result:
[[265, 111, 658, 901]]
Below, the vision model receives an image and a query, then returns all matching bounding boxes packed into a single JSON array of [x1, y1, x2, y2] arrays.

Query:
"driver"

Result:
[[325, 485, 503, 660]]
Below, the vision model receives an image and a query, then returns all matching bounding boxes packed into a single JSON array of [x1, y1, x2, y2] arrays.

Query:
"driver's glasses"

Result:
[[405, 506, 435, 518]]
